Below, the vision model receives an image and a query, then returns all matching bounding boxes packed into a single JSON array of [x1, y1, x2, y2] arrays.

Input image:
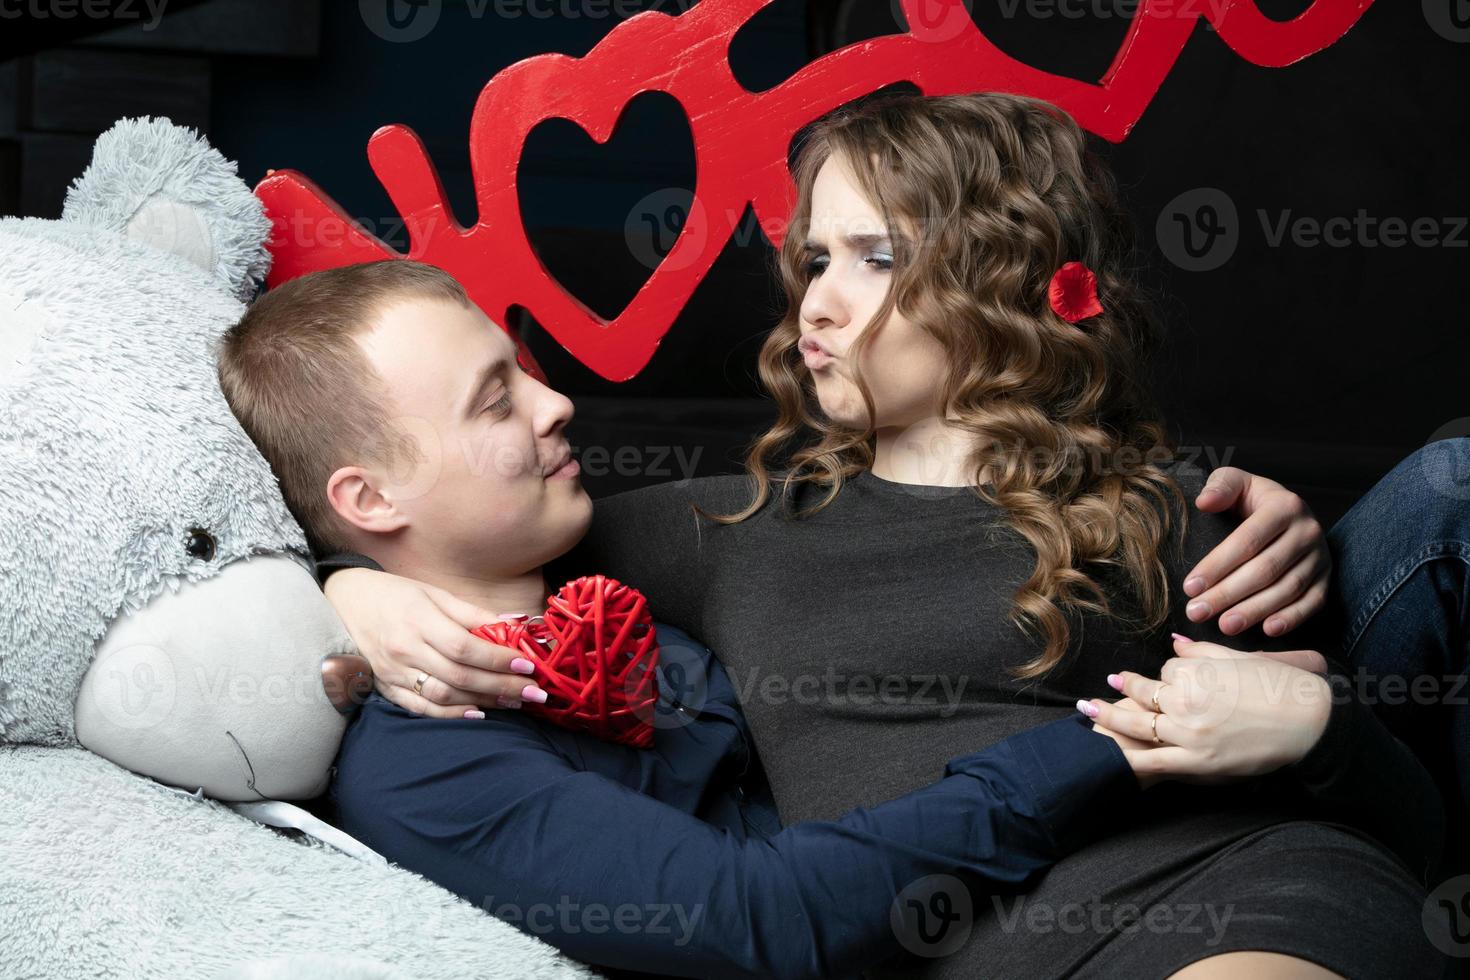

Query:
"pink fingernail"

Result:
[[510, 657, 536, 675], [1264, 617, 1284, 636], [1186, 600, 1211, 621], [1171, 632, 1193, 645], [1075, 699, 1100, 719], [521, 685, 548, 704], [1183, 576, 1205, 596], [463, 709, 486, 720], [496, 612, 528, 622], [1106, 673, 1124, 692]]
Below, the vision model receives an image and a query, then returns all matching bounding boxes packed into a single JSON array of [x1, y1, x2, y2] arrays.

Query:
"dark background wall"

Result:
[[3, 0, 1465, 523]]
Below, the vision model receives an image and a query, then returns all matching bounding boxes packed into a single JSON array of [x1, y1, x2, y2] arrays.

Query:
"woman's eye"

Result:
[[864, 252, 894, 271], [805, 254, 829, 276]]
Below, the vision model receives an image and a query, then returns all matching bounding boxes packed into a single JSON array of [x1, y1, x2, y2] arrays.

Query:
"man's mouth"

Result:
[[545, 453, 581, 480]]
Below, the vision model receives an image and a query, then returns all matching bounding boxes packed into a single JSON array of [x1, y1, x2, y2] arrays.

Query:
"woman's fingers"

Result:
[[421, 583, 503, 632], [1084, 699, 1181, 746], [400, 644, 546, 706], [420, 612, 536, 678], [1113, 670, 1177, 714], [375, 678, 484, 720]]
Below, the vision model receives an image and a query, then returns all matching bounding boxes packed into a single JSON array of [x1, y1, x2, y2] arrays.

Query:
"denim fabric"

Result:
[[1329, 438, 1470, 854]]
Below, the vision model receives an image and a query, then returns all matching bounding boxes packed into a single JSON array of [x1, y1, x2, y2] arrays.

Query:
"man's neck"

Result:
[[379, 554, 549, 617]]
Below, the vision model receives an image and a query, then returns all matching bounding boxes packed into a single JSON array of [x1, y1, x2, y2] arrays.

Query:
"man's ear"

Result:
[[325, 465, 410, 535]]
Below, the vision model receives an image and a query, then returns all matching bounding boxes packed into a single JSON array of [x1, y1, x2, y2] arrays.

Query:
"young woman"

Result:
[[319, 94, 1447, 977]]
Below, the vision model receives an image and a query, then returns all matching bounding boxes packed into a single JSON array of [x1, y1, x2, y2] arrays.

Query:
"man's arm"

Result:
[[1182, 466, 1332, 638], [334, 707, 1139, 980]]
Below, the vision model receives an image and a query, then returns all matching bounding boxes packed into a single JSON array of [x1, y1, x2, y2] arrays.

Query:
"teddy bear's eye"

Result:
[[185, 527, 217, 562]]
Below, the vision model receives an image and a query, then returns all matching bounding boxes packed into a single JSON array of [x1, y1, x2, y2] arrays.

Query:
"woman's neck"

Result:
[[872, 417, 986, 487]]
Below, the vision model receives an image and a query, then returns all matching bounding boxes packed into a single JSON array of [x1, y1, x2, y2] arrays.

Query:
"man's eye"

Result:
[[483, 391, 511, 415]]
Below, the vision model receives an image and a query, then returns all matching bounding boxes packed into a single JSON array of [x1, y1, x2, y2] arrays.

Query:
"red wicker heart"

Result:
[[471, 575, 659, 747]]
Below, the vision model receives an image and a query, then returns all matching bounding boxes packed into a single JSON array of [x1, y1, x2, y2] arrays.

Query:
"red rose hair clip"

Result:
[[1048, 261, 1105, 323]]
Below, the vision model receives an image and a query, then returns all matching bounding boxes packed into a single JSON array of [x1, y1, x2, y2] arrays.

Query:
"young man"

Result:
[[218, 258, 1149, 978]]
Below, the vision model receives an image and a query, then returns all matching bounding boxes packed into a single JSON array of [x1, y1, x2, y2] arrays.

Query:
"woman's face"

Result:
[[797, 155, 951, 433]]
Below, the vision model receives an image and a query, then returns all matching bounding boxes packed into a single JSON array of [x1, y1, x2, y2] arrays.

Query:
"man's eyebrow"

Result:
[[460, 355, 509, 418]]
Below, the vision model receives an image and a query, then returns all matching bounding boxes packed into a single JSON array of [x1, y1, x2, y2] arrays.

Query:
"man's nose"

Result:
[[532, 378, 575, 438]]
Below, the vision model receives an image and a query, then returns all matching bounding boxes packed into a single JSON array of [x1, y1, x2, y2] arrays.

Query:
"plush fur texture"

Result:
[[0, 118, 303, 745], [0, 744, 595, 979], [0, 118, 596, 978]]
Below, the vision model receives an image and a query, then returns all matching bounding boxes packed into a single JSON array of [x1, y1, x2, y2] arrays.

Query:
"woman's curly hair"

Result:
[[711, 92, 1185, 679]]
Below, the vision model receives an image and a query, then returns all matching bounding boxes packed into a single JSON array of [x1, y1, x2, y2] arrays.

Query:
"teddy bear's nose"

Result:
[[321, 653, 374, 715]]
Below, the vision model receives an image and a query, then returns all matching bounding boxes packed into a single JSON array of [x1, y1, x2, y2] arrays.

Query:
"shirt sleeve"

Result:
[[1167, 460, 1446, 881], [333, 706, 1138, 980]]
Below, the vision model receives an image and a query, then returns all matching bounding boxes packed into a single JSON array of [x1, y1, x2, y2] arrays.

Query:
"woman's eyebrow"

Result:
[[803, 232, 892, 250]]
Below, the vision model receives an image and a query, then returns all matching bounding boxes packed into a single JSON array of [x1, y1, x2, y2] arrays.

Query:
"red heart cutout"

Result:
[[257, 0, 1371, 382], [471, 575, 659, 748]]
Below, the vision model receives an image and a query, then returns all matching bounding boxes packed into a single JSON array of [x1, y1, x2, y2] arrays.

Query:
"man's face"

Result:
[[356, 297, 592, 577]]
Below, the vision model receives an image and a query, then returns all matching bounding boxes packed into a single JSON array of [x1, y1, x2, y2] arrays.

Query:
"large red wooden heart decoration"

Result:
[[471, 575, 659, 747], [256, 0, 1373, 382]]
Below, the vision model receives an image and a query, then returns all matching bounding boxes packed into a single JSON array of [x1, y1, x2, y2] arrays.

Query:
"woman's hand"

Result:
[[1184, 467, 1331, 638], [323, 567, 546, 718], [1077, 637, 1332, 784]]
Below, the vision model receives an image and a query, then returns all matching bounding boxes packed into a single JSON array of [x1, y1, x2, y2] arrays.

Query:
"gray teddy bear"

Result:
[[0, 117, 591, 979]]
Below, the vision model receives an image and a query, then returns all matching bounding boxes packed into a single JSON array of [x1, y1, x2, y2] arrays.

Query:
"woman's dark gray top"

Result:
[[546, 463, 1447, 978]]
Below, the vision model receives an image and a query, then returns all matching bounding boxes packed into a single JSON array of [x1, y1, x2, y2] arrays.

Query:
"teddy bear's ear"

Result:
[[61, 116, 271, 303]]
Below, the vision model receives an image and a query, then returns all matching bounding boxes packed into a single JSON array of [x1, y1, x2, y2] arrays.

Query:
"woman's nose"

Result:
[[801, 269, 849, 330]]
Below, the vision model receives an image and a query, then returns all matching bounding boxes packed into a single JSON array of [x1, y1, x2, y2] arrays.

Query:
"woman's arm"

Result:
[[337, 707, 1141, 980], [316, 477, 745, 714]]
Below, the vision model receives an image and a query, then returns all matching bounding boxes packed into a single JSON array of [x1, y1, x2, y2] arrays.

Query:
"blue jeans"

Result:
[[1329, 438, 1470, 839]]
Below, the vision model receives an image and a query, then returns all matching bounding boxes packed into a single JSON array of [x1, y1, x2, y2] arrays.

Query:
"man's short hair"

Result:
[[218, 259, 472, 556]]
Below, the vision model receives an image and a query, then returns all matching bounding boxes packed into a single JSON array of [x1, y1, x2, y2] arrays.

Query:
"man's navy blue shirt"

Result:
[[328, 625, 1137, 979]]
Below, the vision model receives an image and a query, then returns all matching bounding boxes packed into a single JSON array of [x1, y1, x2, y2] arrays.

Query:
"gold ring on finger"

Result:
[[413, 671, 429, 696], [1150, 711, 1163, 744], [1150, 683, 1166, 713]]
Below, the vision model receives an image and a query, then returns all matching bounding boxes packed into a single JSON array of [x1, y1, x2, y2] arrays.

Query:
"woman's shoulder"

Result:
[[593, 473, 758, 520], [1160, 455, 1211, 498]]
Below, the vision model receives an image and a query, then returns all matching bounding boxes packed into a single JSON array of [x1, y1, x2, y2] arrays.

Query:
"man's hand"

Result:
[[1184, 467, 1331, 638]]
